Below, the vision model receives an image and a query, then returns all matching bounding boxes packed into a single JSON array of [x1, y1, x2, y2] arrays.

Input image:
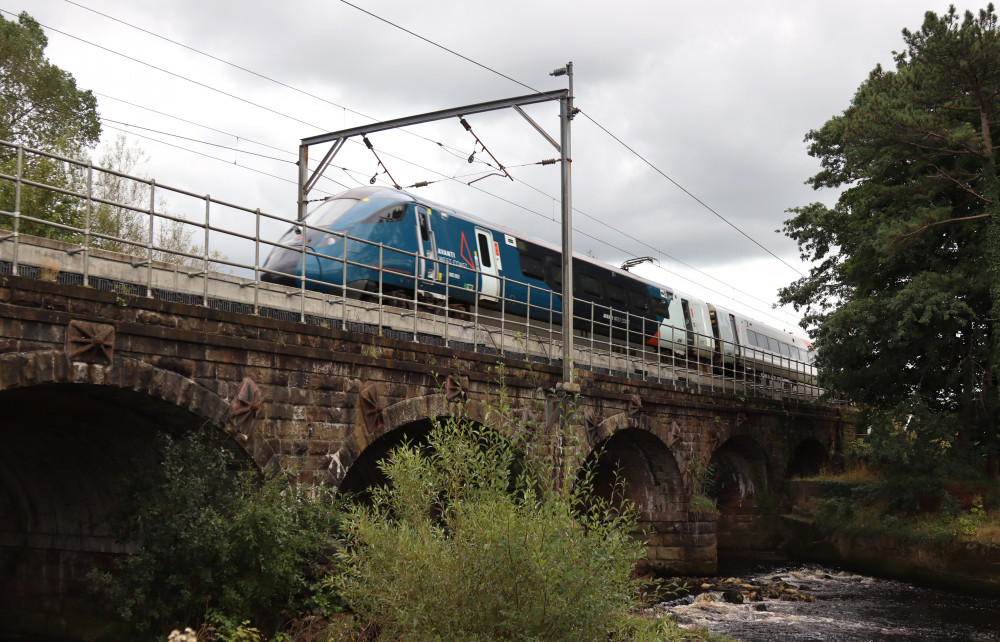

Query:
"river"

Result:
[[658, 562, 1000, 641]]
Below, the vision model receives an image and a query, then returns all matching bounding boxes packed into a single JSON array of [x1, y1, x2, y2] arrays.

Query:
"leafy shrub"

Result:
[[89, 428, 344, 639], [333, 406, 647, 641]]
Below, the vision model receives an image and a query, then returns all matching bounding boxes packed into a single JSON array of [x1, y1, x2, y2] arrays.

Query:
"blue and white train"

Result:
[[261, 186, 815, 384]]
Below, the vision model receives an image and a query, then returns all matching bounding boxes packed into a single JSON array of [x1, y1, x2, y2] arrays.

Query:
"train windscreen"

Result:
[[304, 196, 400, 230]]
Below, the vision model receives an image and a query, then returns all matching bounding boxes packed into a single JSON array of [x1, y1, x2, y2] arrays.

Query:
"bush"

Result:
[[89, 428, 344, 639], [333, 403, 647, 641]]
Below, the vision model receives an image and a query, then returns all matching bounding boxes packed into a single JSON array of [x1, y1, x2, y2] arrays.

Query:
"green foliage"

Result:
[[89, 429, 344, 640], [955, 495, 988, 536], [198, 611, 264, 642], [0, 12, 100, 154], [334, 403, 647, 641], [0, 12, 100, 240], [780, 5, 1000, 481]]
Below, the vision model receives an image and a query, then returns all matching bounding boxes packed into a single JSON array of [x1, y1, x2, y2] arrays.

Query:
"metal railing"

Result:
[[0, 141, 822, 400]]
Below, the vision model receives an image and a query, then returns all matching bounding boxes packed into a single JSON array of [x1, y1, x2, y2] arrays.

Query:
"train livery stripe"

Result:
[[459, 232, 476, 270]]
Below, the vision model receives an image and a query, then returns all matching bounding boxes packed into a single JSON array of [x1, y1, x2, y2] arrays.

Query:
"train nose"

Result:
[[261, 228, 306, 285]]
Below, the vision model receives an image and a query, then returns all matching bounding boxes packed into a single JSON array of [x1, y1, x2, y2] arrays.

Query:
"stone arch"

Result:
[[0, 349, 231, 426], [787, 437, 830, 478], [0, 349, 277, 466], [329, 393, 489, 487], [585, 410, 689, 498], [707, 435, 770, 549], [0, 349, 249, 641], [583, 410, 714, 574]]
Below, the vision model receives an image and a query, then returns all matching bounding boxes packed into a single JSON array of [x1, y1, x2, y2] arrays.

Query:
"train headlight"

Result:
[[317, 230, 348, 248]]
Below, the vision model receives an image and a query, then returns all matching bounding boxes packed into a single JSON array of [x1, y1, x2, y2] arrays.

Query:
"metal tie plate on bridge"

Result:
[[228, 377, 263, 435], [65, 320, 115, 365]]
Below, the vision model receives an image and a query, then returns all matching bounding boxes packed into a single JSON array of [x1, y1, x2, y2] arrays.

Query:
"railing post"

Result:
[[378, 244, 384, 334], [524, 283, 532, 356], [84, 161, 92, 287], [444, 265, 451, 348], [587, 301, 595, 372], [12, 144, 22, 276], [299, 211, 307, 324], [146, 179, 155, 297], [340, 232, 347, 328], [549, 289, 555, 364], [203, 195, 210, 306], [253, 208, 261, 316], [473, 264, 480, 353], [500, 277, 506, 356], [412, 251, 419, 341]]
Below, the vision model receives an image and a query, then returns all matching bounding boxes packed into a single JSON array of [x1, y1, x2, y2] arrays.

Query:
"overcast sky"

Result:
[[5, 0, 967, 334]]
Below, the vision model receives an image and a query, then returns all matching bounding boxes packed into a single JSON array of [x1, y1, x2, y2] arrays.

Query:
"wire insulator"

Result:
[[460, 118, 471, 131], [540, 158, 558, 166]]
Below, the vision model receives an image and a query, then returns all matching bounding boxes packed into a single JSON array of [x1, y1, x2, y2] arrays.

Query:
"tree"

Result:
[[0, 12, 100, 154], [0, 11, 100, 239], [780, 5, 1000, 481], [90, 135, 224, 268]]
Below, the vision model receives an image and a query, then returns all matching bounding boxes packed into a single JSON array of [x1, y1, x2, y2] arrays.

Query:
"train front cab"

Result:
[[261, 187, 420, 296]]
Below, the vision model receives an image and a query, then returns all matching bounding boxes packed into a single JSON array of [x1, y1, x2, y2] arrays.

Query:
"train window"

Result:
[[767, 336, 780, 352], [651, 297, 670, 318], [520, 254, 545, 280], [627, 290, 649, 312], [546, 263, 562, 292], [418, 208, 430, 242], [578, 274, 603, 297], [362, 204, 407, 224], [608, 285, 626, 304], [477, 233, 492, 269], [747, 329, 760, 347], [303, 198, 357, 229], [779, 342, 791, 357]]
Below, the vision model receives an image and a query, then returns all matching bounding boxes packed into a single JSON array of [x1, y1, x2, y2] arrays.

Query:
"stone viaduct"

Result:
[[0, 273, 848, 640]]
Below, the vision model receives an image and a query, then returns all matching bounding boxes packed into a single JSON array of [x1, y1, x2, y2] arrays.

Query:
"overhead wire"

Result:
[[39, 3, 802, 326], [100, 122, 347, 194], [61, 0, 491, 162], [576, 110, 805, 277], [333, 3, 808, 280], [95, 92, 292, 156], [97, 93, 546, 209], [100, 118, 294, 164]]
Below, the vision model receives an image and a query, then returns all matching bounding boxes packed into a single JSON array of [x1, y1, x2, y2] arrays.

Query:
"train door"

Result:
[[687, 299, 715, 358], [415, 206, 439, 287], [657, 298, 688, 356], [680, 299, 694, 343], [474, 227, 500, 302]]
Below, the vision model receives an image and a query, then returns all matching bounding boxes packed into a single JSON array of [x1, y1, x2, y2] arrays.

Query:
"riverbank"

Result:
[[776, 480, 1000, 594]]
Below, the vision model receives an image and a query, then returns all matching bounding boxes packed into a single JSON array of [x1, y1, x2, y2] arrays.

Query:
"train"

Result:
[[261, 185, 816, 384]]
